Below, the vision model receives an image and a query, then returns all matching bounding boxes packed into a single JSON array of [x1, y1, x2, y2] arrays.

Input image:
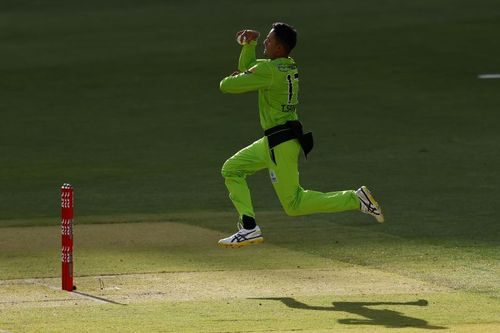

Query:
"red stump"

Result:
[[61, 183, 74, 291]]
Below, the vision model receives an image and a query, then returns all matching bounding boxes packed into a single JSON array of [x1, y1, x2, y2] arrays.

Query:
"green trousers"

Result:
[[221, 137, 360, 219]]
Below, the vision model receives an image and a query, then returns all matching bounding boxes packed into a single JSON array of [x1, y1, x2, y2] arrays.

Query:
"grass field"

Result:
[[1, 0, 499, 332]]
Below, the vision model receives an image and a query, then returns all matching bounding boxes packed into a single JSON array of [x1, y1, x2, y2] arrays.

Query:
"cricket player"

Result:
[[218, 22, 384, 248]]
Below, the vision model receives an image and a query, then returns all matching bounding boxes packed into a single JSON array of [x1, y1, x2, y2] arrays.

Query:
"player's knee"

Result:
[[221, 161, 242, 180], [283, 202, 301, 216], [284, 207, 300, 216], [221, 160, 232, 178], [278, 188, 303, 216], [284, 206, 301, 216]]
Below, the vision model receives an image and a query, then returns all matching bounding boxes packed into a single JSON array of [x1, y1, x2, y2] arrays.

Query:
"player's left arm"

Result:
[[220, 62, 273, 94]]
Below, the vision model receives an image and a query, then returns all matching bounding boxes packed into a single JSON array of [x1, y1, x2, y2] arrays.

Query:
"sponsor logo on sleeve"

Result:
[[269, 169, 278, 184]]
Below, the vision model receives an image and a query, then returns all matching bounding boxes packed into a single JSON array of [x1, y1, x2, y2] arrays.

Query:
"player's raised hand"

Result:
[[236, 30, 260, 45]]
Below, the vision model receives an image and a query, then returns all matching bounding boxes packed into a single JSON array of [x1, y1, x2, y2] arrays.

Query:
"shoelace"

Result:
[[360, 189, 380, 215], [237, 221, 244, 230], [359, 198, 380, 215]]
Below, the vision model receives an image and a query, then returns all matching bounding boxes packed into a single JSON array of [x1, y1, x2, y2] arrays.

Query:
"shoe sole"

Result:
[[218, 237, 264, 249], [361, 186, 385, 223]]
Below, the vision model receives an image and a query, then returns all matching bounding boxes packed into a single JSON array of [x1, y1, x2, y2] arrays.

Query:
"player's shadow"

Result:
[[254, 297, 446, 329]]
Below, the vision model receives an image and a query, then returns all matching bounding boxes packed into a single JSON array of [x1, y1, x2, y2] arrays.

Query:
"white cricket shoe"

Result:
[[218, 224, 264, 248], [356, 186, 385, 223]]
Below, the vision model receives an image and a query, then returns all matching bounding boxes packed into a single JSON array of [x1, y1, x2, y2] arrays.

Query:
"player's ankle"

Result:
[[242, 215, 256, 229]]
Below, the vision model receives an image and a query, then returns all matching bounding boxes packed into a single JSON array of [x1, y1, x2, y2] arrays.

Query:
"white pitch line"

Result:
[[23, 279, 122, 305], [25, 279, 60, 291], [478, 74, 500, 79], [0, 329, 15, 333]]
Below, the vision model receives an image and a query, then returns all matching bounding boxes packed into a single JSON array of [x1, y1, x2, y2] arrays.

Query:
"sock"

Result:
[[242, 215, 256, 230]]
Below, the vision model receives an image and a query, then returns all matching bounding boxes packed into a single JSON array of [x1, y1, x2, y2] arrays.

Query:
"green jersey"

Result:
[[220, 40, 299, 131]]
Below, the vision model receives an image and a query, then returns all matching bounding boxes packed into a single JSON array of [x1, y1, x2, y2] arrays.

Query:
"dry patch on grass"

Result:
[[0, 221, 447, 309], [1, 267, 446, 308]]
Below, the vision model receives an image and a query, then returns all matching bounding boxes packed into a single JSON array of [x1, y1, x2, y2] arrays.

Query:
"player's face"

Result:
[[263, 29, 280, 58]]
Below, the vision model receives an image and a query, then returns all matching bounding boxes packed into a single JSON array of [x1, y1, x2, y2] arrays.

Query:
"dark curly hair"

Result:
[[272, 22, 297, 54]]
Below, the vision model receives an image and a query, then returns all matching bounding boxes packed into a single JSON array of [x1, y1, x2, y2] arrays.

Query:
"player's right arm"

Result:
[[236, 30, 262, 72], [238, 41, 257, 72], [220, 62, 273, 94]]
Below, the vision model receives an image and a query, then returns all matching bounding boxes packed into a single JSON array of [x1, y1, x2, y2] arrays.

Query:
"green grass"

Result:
[[1, 0, 499, 332], [2, 212, 498, 296], [2, 293, 500, 332], [1, 0, 499, 222], [0, 219, 499, 332]]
